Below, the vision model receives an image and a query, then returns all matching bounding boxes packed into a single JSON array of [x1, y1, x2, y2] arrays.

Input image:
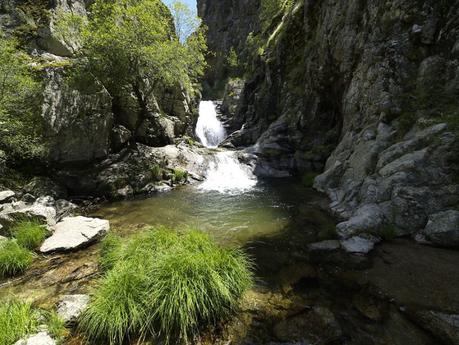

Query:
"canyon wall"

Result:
[[199, 0, 459, 244]]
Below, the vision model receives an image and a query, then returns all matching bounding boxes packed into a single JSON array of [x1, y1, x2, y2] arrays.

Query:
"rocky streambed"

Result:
[[1, 175, 459, 345]]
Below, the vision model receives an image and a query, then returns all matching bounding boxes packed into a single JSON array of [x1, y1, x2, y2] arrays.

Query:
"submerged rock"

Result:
[[422, 210, 459, 248], [14, 332, 56, 345], [40, 216, 109, 253], [307, 240, 341, 252], [57, 294, 90, 324], [407, 310, 459, 345]]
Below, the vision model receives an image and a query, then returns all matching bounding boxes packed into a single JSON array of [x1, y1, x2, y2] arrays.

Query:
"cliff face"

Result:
[[200, 0, 459, 243], [197, 0, 260, 93]]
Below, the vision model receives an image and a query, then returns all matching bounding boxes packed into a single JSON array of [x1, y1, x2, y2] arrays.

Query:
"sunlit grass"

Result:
[[0, 240, 33, 278], [80, 227, 253, 344], [11, 220, 48, 250], [0, 299, 39, 345]]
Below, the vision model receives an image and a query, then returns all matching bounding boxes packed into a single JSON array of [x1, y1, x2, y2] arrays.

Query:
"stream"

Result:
[[1, 101, 459, 345]]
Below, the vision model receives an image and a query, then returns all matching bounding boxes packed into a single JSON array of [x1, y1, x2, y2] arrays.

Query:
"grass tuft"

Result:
[[10, 220, 48, 250], [0, 299, 39, 345], [0, 240, 34, 278], [45, 310, 68, 339], [80, 227, 253, 344]]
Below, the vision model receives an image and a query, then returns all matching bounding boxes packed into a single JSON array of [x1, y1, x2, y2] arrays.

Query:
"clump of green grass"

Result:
[[44, 310, 68, 339], [301, 172, 317, 188], [0, 240, 34, 278], [171, 168, 188, 184], [0, 299, 39, 345], [151, 164, 163, 181], [80, 227, 253, 344], [10, 220, 48, 250]]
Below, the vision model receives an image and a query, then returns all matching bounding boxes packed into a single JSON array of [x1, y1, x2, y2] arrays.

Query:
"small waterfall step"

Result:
[[196, 101, 226, 148]]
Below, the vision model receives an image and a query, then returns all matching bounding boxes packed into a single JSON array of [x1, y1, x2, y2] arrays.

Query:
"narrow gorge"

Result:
[[0, 0, 459, 344]]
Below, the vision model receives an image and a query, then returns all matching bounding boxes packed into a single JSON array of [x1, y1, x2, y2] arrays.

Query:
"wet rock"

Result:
[[116, 185, 134, 198], [340, 235, 380, 255], [24, 177, 67, 199], [57, 294, 90, 324], [407, 310, 459, 345], [421, 210, 459, 248], [21, 194, 37, 203], [54, 200, 78, 220], [336, 204, 385, 238], [307, 240, 341, 252], [141, 183, 172, 194], [273, 307, 342, 343], [0, 190, 15, 203], [40, 216, 109, 253], [14, 332, 56, 345]]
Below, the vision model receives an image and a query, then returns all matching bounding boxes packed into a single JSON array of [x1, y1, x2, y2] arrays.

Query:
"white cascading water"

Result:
[[196, 101, 227, 148], [196, 101, 257, 193]]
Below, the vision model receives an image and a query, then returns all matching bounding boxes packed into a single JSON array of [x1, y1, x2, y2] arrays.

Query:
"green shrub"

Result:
[[301, 172, 317, 188], [80, 227, 253, 344], [0, 299, 39, 345], [11, 220, 48, 250], [0, 240, 34, 278]]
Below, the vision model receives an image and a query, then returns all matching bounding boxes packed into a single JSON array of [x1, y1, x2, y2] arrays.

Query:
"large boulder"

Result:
[[40, 216, 109, 253], [41, 68, 114, 163], [421, 210, 459, 248], [0, 197, 57, 231]]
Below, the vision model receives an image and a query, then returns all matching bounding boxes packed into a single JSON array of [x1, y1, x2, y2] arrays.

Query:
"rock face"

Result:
[[40, 216, 109, 253], [199, 0, 459, 241], [42, 68, 114, 163], [197, 0, 260, 91], [0, 190, 15, 203]]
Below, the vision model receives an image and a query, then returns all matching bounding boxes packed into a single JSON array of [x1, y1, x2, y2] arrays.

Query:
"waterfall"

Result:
[[196, 101, 257, 193], [199, 151, 257, 193], [196, 101, 226, 148]]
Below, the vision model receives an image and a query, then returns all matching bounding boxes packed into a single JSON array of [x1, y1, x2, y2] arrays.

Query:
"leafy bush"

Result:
[[0, 240, 34, 278], [11, 220, 48, 250], [80, 227, 253, 344], [0, 299, 39, 345]]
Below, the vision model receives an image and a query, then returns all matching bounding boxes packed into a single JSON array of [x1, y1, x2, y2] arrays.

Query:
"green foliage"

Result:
[[260, 0, 294, 32], [168, 1, 201, 43], [0, 240, 34, 278], [0, 298, 39, 345], [54, 0, 207, 99], [99, 233, 123, 271], [44, 310, 68, 339], [151, 164, 164, 181], [172, 168, 188, 184], [10, 220, 48, 250], [80, 227, 253, 344], [0, 34, 45, 160], [301, 172, 317, 188]]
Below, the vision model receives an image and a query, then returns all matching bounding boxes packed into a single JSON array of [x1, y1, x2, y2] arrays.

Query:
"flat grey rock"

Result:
[[57, 294, 90, 323], [40, 216, 109, 253], [341, 236, 380, 255], [14, 332, 56, 345]]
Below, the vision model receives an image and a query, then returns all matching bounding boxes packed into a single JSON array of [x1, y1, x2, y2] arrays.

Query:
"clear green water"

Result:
[[94, 179, 312, 245]]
